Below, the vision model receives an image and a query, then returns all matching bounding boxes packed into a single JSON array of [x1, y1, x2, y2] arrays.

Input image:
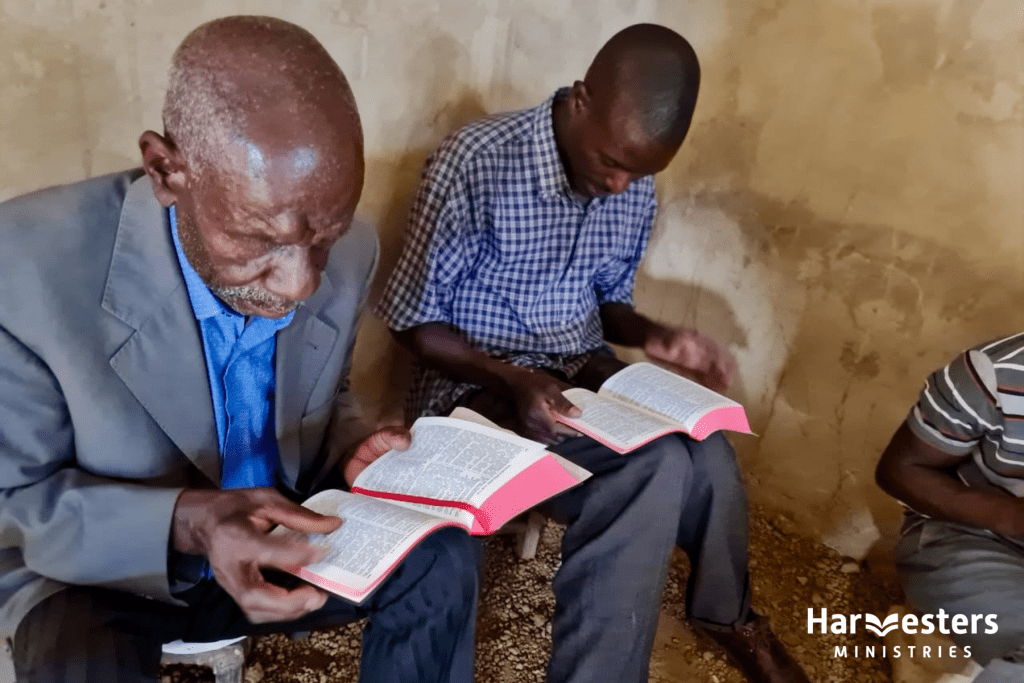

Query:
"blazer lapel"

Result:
[[275, 276, 339, 489], [102, 177, 221, 486]]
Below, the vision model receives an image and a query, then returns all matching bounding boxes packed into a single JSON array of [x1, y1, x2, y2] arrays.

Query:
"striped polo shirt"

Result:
[[909, 332, 1024, 498]]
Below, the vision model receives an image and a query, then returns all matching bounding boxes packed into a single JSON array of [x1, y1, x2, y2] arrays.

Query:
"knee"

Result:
[[418, 528, 481, 599], [638, 436, 694, 495], [688, 433, 745, 489]]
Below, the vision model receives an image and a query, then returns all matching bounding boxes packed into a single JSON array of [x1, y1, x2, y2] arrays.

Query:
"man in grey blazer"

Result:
[[0, 16, 478, 683]]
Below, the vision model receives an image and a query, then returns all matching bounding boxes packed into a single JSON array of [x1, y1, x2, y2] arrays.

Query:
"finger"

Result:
[[690, 341, 714, 374], [539, 403, 579, 443], [523, 411, 558, 445], [720, 353, 737, 384], [705, 345, 734, 391], [552, 422, 582, 438], [238, 571, 329, 623], [254, 493, 344, 535], [247, 531, 330, 570], [361, 426, 412, 458], [711, 364, 731, 392], [548, 393, 582, 419]]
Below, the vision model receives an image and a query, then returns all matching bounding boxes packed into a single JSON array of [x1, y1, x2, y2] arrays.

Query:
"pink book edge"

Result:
[[474, 455, 586, 533], [353, 455, 584, 535], [560, 404, 752, 451], [688, 405, 752, 441]]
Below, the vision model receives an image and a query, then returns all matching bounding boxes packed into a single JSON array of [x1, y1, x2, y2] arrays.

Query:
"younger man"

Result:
[[379, 23, 810, 683]]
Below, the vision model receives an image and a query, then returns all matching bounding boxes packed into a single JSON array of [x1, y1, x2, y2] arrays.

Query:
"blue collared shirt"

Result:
[[169, 205, 294, 488]]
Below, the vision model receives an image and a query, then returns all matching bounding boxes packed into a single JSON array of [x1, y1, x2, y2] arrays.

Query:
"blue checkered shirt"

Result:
[[377, 88, 657, 419]]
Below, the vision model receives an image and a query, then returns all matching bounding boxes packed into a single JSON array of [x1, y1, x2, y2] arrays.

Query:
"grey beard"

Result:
[[209, 283, 298, 316]]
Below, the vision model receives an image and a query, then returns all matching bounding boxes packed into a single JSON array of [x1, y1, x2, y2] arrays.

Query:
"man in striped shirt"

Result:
[[877, 333, 1024, 682]]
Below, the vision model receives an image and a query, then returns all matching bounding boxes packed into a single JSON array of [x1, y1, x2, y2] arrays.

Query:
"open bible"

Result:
[[290, 408, 590, 603], [557, 361, 753, 454]]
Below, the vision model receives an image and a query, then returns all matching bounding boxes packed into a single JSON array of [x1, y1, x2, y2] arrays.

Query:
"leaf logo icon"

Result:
[[864, 613, 900, 637]]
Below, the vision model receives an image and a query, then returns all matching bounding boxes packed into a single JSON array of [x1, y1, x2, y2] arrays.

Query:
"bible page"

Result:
[[352, 416, 548, 510], [600, 362, 741, 431], [376, 499, 476, 528], [299, 490, 457, 601], [560, 388, 678, 452], [451, 407, 593, 483]]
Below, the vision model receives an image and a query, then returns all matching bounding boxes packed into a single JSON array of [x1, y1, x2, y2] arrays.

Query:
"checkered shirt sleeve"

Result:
[[594, 198, 656, 305], [376, 138, 477, 331]]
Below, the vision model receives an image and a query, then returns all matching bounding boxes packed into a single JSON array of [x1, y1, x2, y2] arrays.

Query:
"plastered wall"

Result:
[[2, 0, 1021, 554]]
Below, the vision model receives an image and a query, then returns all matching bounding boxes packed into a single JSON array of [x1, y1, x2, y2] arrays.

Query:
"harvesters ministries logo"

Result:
[[807, 608, 998, 660]]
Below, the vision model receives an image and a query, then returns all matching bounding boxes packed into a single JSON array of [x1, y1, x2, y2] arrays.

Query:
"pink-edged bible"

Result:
[[557, 362, 753, 454], [289, 408, 589, 604]]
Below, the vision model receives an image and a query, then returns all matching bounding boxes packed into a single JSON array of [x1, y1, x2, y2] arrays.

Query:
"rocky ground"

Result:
[[164, 504, 904, 683]]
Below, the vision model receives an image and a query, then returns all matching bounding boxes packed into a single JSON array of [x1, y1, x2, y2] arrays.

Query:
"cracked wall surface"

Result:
[[1, 0, 1021, 552]]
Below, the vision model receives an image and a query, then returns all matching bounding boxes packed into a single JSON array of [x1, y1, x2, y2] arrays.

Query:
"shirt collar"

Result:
[[534, 87, 575, 200]]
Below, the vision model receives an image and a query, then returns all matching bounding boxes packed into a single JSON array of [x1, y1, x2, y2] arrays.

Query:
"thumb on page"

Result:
[[345, 426, 411, 486], [362, 426, 412, 456], [551, 393, 582, 419]]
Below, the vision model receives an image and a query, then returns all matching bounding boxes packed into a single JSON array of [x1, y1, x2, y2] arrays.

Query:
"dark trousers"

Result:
[[13, 527, 480, 683], [459, 376, 752, 683]]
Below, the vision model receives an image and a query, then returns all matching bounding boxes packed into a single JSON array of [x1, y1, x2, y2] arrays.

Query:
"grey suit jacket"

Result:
[[0, 170, 378, 635]]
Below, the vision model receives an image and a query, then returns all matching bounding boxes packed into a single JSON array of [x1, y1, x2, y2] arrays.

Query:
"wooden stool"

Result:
[[161, 637, 248, 683], [501, 510, 546, 560]]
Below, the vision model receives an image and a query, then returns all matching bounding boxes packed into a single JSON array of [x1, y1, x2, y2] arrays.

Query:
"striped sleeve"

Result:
[[907, 349, 1001, 455]]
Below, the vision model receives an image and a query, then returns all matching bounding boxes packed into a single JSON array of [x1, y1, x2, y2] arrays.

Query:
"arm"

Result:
[[600, 301, 667, 348], [594, 193, 733, 391], [875, 347, 1024, 538], [876, 421, 1024, 538], [599, 303, 734, 392], [0, 324, 183, 598], [393, 323, 531, 397], [392, 323, 579, 443], [376, 145, 577, 442], [0, 323, 346, 622]]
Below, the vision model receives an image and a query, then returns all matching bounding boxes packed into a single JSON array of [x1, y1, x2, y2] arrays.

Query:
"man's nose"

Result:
[[265, 246, 320, 303]]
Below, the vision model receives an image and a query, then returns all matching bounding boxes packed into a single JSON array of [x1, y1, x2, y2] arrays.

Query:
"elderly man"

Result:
[[378, 23, 810, 683], [0, 16, 478, 683], [877, 334, 1024, 683]]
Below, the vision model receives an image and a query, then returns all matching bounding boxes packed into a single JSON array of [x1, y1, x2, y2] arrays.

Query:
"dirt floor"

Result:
[[164, 504, 903, 683]]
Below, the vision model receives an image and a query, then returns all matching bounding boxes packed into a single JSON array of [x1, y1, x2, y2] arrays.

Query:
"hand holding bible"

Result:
[[171, 487, 342, 623], [505, 367, 582, 444], [344, 426, 413, 486]]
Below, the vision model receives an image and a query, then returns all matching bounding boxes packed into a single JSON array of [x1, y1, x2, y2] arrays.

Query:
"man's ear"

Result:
[[139, 130, 187, 208], [569, 80, 591, 116]]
